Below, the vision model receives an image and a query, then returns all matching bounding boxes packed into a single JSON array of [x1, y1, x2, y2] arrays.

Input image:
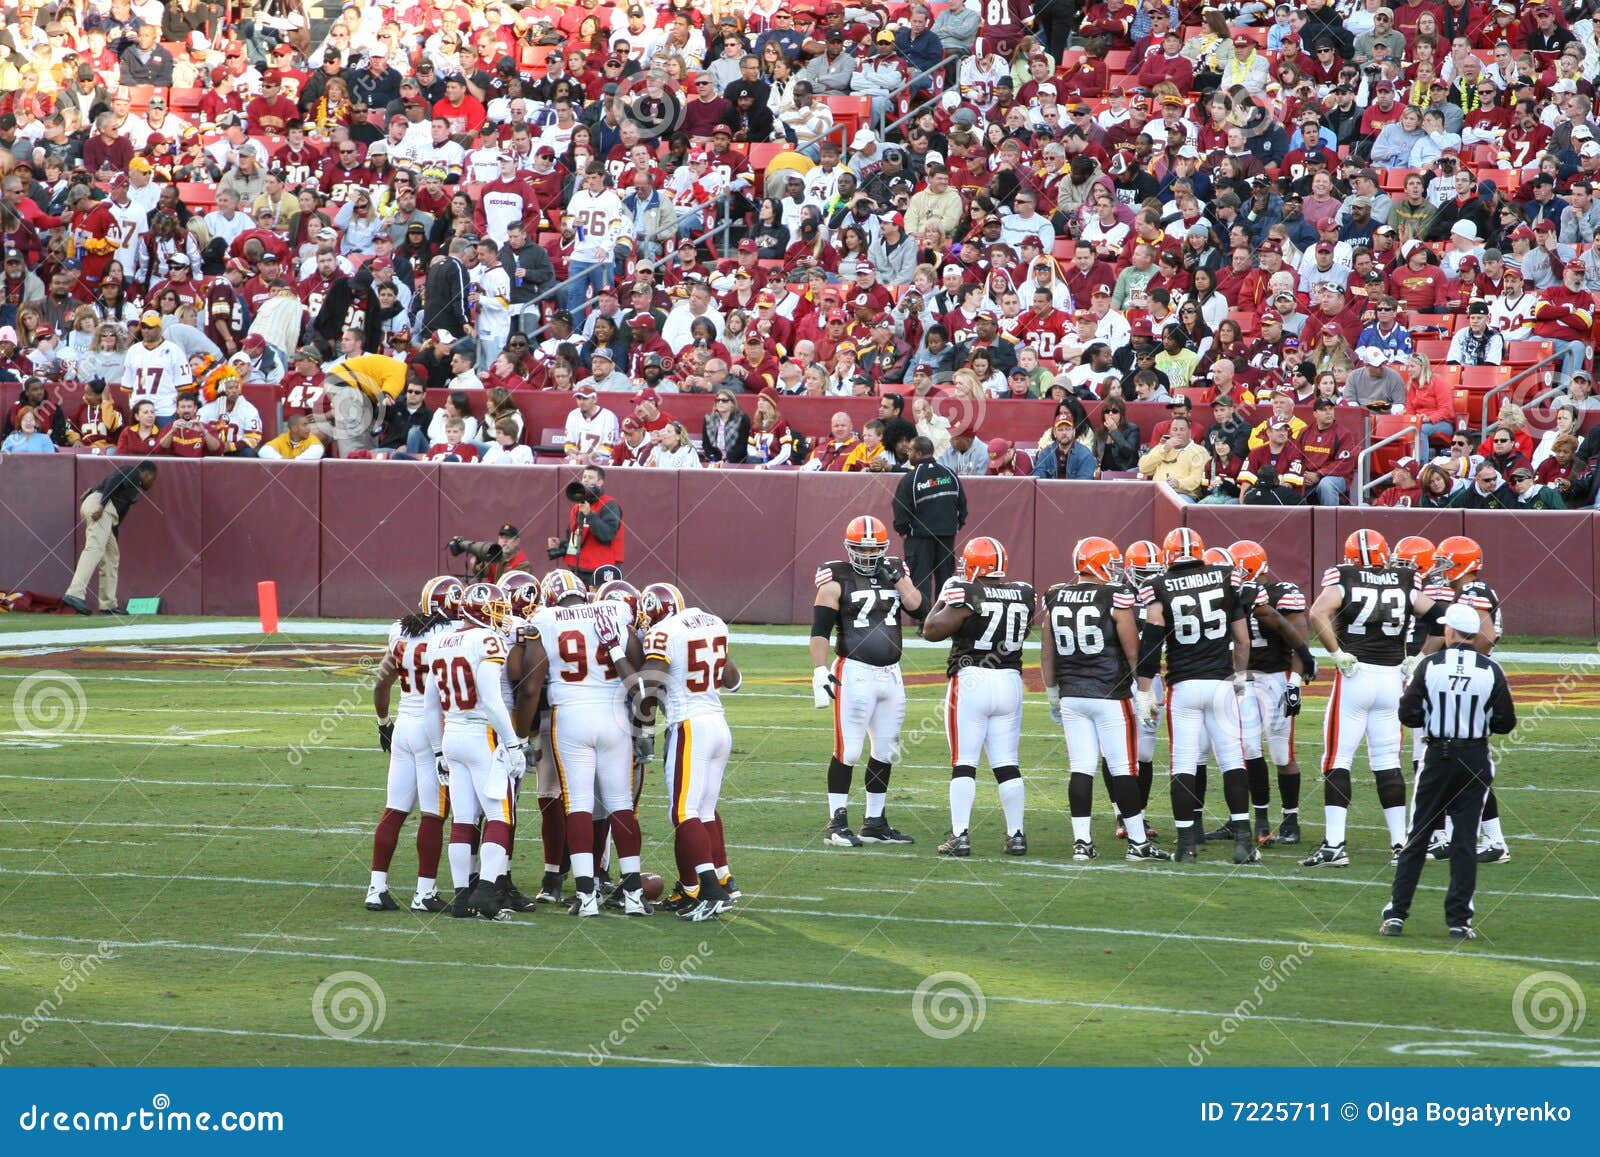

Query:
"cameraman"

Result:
[[547, 466, 625, 585], [448, 523, 529, 581]]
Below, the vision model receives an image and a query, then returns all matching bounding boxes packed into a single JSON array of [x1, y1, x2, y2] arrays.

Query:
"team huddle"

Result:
[[362, 518, 1505, 923], [811, 517, 1507, 869], [368, 569, 740, 923]]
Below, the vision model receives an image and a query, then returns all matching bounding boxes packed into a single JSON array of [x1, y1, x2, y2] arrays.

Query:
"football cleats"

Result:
[[638, 581, 686, 627], [500, 571, 541, 618], [594, 578, 641, 630], [1123, 539, 1162, 582], [459, 582, 511, 630], [420, 575, 463, 616], [1434, 535, 1483, 582], [1161, 526, 1205, 566], [960, 536, 1007, 580], [844, 514, 891, 575], [540, 569, 588, 606], [1344, 528, 1389, 568], [1393, 535, 1436, 577], [1229, 540, 1268, 583], [1072, 536, 1122, 583]]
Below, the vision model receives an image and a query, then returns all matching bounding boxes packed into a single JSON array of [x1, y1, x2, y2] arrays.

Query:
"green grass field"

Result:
[[1, 617, 1597, 1067]]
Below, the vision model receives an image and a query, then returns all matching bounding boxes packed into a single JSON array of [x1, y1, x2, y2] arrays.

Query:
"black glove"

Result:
[[377, 721, 393, 752], [877, 556, 906, 585], [447, 536, 465, 557], [1281, 684, 1302, 718]]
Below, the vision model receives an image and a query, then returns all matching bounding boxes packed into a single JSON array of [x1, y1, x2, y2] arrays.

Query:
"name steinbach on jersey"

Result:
[[1138, 563, 1241, 683], [818, 560, 905, 667], [1045, 582, 1134, 700], [1327, 564, 1415, 666], [945, 577, 1036, 677]]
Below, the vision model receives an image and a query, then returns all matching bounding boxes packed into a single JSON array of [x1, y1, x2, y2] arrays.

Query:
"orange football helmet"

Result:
[[1229, 540, 1268, 583], [1073, 536, 1122, 583], [639, 581, 686, 627], [1435, 535, 1483, 582], [1161, 527, 1205, 566], [499, 571, 541, 618], [595, 578, 641, 629], [420, 575, 463, 617], [1345, 528, 1390, 568], [844, 514, 891, 575], [540, 569, 588, 606], [960, 536, 1008, 580], [459, 582, 510, 629], [1123, 539, 1162, 582], [1393, 535, 1436, 578]]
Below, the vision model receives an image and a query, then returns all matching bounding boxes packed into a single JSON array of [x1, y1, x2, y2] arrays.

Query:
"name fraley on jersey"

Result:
[[1045, 581, 1134, 700], [816, 559, 904, 667], [387, 619, 447, 717], [1138, 563, 1239, 683], [945, 576, 1036, 676], [645, 608, 730, 723], [1243, 579, 1307, 672], [430, 626, 507, 723], [1325, 564, 1414, 666]]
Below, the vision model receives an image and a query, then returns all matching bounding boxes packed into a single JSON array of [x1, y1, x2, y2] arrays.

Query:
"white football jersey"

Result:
[[120, 339, 193, 418], [644, 609, 730, 724], [529, 601, 631, 707], [429, 625, 511, 727], [386, 619, 449, 720]]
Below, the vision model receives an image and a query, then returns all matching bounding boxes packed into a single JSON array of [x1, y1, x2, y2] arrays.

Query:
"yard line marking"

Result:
[[0, 817, 370, 836], [0, 774, 375, 791], [7, 932, 1590, 1048], [21, 1016, 715, 1067], [0, 728, 254, 741]]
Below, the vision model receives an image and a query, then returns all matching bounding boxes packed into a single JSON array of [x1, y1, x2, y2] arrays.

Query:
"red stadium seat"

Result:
[[1505, 340, 1554, 366], [1414, 340, 1450, 360], [747, 142, 788, 178], [1369, 414, 1422, 476], [1012, 449, 1033, 475], [1461, 365, 1514, 392]]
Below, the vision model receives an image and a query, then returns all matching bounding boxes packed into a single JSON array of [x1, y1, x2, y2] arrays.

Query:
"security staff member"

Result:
[[1383, 604, 1516, 941], [62, 461, 159, 616], [891, 436, 968, 608]]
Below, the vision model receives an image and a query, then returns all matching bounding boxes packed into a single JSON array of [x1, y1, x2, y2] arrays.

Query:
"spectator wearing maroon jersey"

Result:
[[67, 378, 123, 452], [4, 377, 68, 445], [1536, 432, 1581, 497], [1238, 419, 1306, 504], [1532, 258, 1595, 384], [1298, 396, 1357, 505], [1388, 240, 1451, 312], [426, 415, 480, 462], [1373, 456, 1424, 507]]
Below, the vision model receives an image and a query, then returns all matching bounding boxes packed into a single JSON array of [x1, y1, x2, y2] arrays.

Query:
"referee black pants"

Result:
[[905, 535, 955, 609], [1387, 744, 1493, 928]]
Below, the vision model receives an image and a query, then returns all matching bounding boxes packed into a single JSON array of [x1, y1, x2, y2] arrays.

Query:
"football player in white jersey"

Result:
[[612, 583, 743, 921], [489, 571, 543, 913], [512, 571, 579, 906], [518, 570, 645, 916], [432, 581, 529, 920], [367, 576, 460, 913]]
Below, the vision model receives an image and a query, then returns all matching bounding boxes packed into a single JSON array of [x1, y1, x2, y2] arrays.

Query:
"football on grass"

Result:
[[641, 873, 664, 900]]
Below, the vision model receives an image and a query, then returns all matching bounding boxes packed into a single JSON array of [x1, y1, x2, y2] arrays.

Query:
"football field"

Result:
[[1, 618, 1597, 1068]]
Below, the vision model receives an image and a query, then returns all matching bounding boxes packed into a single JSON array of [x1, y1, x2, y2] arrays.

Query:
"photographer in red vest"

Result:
[[547, 466, 626, 585], [448, 523, 529, 581]]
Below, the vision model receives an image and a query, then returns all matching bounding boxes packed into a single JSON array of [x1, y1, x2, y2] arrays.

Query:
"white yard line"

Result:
[[5, 931, 1591, 1048]]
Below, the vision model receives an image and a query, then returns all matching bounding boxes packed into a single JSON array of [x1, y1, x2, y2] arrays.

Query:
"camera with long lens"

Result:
[[566, 481, 601, 504]]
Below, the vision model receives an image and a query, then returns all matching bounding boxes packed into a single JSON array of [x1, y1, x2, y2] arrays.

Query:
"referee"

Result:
[[1383, 604, 1516, 941]]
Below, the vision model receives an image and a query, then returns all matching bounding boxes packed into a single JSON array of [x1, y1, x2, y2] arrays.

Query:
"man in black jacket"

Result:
[[500, 223, 556, 331], [420, 240, 473, 337], [893, 437, 967, 608], [63, 462, 158, 616]]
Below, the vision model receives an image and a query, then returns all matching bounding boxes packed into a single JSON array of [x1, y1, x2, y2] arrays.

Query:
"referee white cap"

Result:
[[1443, 604, 1480, 635]]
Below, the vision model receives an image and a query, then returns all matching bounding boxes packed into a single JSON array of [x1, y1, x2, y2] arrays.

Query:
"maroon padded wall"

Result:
[[1183, 504, 1318, 595], [787, 471, 900, 615], [1463, 511, 1597, 637], [558, 464, 681, 583], [676, 470, 797, 623], [318, 460, 442, 619], [199, 459, 323, 616], [74, 456, 205, 613], [0, 454, 79, 597], [1032, 480, 1155, 591], [961, 477, 1036, 590], [434, 461, 559, 580]]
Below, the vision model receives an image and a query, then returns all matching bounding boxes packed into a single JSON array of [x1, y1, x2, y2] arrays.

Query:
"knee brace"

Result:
[[1374, 768, 1407, 811], [1324, 767, 1352, 809], [865, 757, 892, 794], [827, 757, 853, 795], [992, 765, 1022, 784], [1068, 771, 1094, 817], [951, 764, 977, 781]]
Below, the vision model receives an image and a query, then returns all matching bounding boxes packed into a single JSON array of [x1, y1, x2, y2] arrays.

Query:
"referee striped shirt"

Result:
[[1398, 645, 1517, 741]]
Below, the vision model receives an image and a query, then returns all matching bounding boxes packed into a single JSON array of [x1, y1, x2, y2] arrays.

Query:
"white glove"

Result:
[[1133, 689, 1156, 727], [1046, 685, 1061, 725], [812, 665, 839, 708], [1401, 654, 1420, 681], [435, 752, 449, 787], [504, 740, 528, 780], [1331, 650, 1359, 677], [1231, 672, 1250, 696]]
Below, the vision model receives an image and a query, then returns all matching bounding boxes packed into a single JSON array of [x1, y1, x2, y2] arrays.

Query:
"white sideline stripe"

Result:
[[0, 621, 1594, 666], [0, 817, 368, 836], [0, 728, 253, 741], [22, 1016, 711, 1067], [6, 932, 1588, 1048]]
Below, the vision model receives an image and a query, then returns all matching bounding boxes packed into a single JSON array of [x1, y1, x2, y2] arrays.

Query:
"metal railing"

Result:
[[1478, 349, 1567, 433], [1355, 418, 1424, 504]]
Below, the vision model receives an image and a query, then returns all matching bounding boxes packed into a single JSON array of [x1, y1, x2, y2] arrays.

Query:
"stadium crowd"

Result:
[[4, 0, 1600, 506]]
